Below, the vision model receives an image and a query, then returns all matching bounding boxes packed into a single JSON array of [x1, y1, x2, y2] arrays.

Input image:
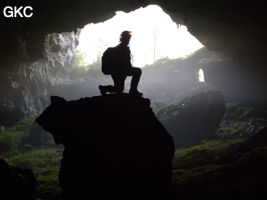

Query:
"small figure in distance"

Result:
[[99, 31, 143, 96]]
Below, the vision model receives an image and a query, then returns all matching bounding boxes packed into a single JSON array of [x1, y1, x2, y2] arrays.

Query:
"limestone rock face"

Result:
[[36, 94, 175, 200]]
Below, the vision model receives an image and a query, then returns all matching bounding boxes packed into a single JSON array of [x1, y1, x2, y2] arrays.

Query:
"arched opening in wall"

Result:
[[75, 5, 203, 68], [198, 68, 205, 83]]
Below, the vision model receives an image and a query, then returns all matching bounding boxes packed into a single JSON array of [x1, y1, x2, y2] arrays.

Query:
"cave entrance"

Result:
[[75, 5, 203, 69], [198, 68, 205, 83]]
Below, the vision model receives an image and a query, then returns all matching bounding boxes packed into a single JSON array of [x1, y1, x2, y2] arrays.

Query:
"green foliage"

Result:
[[0, 114, 60, 198], [173, 164, 224, 185], [0, 114, 55, 155], [72, 50, 102, 71], [174, 138, 246, 159], [156, 96, 188, 116], [11, 115, 36, 133], [0, 116, 35, 154], [172, 135, 267, 198], [143, 47, 224, 69], [172, 138, 247, 170], [37, 173, 61, 200], [0, 130, 24, 153], [5, 148, 62, 200], [6, 148, 61, 169], [73, 50, 88, 69], [216, 102, 267, 137]]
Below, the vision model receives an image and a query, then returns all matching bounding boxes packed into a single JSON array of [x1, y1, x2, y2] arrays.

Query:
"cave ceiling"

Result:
[[0, 0, 266, 70]]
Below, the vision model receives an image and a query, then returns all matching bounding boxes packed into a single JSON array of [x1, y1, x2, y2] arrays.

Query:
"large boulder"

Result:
[[157, 91, 225, 147], [36, 94, 175, 200]]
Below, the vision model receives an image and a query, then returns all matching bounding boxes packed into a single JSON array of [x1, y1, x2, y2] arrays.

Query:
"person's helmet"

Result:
[[120, 31, 132, 42]]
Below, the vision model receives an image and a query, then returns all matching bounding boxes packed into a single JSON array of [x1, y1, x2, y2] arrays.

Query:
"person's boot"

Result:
[[99, 85, 107, 95], [129, 89, 143, 96]]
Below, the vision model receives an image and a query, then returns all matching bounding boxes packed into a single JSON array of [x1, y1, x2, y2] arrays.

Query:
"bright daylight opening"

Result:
[[198, 68, 205, 83], [76, 5, 204, 68]]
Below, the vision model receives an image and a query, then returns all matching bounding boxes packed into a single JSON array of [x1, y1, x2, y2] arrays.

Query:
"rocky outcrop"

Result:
[[0, 158, 38, 200], [36, 94, 175, 200], [235, 127, 267, 151], [157, 91, 225, 147], [216, 102, 267, 138], [0, 31, 79, 126]]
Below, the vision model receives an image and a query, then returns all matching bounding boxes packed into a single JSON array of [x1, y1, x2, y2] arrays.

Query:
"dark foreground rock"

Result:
[[0, 158, 38, 200], [36, 94, 175, 200]]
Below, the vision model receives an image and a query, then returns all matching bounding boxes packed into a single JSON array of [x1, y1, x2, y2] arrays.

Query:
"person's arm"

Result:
[[127, 47, 132, 68]]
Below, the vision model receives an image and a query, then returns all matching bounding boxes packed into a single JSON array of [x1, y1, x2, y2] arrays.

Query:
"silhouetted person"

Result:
[[99, 31, 143, 96]]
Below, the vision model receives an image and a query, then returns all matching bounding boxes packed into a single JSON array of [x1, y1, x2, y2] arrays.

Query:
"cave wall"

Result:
[[203, 60, 267, 103], [0, 31, 79, 126]]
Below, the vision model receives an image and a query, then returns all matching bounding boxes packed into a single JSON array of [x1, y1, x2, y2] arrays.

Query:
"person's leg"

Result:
[[112, 75, 127, 93], [99, 75, 126, 95], [127, 67, 142, 95], [99, 85, 115, 95]]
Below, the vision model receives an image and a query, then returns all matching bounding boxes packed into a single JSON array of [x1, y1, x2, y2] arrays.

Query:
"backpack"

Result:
[[101, 47, 119, 75]]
